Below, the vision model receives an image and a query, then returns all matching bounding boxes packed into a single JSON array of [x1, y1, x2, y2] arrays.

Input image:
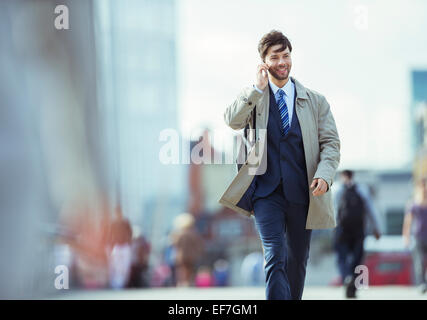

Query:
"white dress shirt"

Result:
[[254, 78, 295, 125]]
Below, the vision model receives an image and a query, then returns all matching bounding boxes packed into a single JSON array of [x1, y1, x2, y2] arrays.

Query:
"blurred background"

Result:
[[1, 0, 426, 299]]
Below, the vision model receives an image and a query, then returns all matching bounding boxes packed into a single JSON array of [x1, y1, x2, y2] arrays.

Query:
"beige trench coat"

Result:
[[218, 77, 340, 229]]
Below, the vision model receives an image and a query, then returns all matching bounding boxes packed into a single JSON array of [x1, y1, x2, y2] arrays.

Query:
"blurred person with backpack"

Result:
[[333, 170, 381, 298]]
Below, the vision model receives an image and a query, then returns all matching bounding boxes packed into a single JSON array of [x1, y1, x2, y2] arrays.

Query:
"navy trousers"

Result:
[[252, 183, 312, 300]]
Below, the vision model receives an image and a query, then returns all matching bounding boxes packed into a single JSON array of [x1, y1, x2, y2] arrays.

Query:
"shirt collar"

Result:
[[269, 78, 294, 98]]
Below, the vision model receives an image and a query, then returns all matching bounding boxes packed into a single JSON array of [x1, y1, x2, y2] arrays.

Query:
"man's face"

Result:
[[340, 174, 351, 185], [265, 44, 292, 80]]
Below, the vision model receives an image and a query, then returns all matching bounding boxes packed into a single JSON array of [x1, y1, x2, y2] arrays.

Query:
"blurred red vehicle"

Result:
[[363, 235, 414, 285]]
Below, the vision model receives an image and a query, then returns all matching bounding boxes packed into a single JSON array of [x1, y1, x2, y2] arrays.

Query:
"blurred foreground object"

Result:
[[0, 0, 113, 297]]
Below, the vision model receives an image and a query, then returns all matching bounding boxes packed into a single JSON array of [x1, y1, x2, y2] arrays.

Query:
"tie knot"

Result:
[[278, 89, 285, 98]]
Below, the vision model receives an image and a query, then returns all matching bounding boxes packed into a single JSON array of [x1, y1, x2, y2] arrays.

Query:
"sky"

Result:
[[177, 0, 427, 171]]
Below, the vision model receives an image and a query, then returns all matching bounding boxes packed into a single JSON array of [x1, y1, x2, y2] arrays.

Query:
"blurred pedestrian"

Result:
[[108, 205, 133, 289], [163, 240, 177, 286], [212, 259, 230, 286], [128, 226, 151, 288], [403, 178, 427, 294], [58, 200, 110, 289], [333, 170, 381, 298], [170, 213, 205, 287]]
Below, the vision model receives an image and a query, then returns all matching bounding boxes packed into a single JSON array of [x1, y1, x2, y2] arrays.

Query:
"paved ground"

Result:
[[53, 286, 426, 300]]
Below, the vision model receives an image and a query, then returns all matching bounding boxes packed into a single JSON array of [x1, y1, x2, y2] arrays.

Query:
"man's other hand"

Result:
[[310, 178, 328, 196]]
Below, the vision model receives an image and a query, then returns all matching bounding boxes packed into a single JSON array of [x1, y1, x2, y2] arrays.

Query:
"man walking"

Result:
[[219, 30, 340, 300], [333, 170, 381, 298]]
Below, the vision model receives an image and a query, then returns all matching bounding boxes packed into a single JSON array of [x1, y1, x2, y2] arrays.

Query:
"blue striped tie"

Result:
[[277, 89, 289, 135]]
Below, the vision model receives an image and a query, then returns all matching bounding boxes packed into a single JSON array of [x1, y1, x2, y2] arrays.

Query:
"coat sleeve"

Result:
[[224, 86, 263, 130], [313, 95, 341, 190]]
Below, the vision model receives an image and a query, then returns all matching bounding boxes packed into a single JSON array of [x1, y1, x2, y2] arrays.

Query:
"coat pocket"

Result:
[[235, 178, 257, 213]]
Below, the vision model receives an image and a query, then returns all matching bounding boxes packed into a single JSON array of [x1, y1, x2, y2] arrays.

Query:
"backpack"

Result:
[[337, 184, 365, 236]]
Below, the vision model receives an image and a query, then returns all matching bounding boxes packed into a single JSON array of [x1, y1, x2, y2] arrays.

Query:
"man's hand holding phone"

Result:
[[256, 63, 269, 91]]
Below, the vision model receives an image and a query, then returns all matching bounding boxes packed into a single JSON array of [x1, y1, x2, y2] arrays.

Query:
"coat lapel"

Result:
[[294, 92, 315, 183]]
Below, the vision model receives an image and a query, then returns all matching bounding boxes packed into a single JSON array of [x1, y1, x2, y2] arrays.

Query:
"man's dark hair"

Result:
[[341, 170, 354, 180], [258, 30, 292, 62]]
